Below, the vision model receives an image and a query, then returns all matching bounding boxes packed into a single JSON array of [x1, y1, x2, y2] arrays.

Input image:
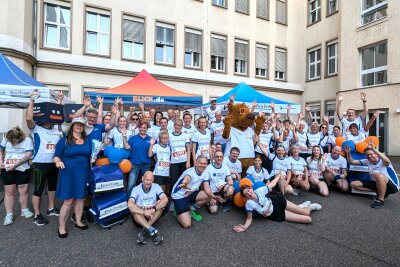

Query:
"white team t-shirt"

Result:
[[192, 129, 211, 159], [151, 144, 171, 177], [268, 153, 290, 176], [296, 131, 308, 153], [223, 156, 242, 178], [210, 121, 226, 145], [169, 132, 190, 164], [0, 137, 33, 171], [224, 127, 255, 159], [245, 186, 273, 217], [288, 156, 307, 175], [359, 159, 399, 189], [130, 183, 165, 208], [325, 153, 347, 175], [205, 106, 222, 125], [182, 125, 197, 141], [205, 163, 232, 193], [340, 116, 363, 136], [307, 157, 324, 179], [246, 165, 270, 182], [346, 129, 367, 144], [172, 167, 209, 200], [108, 127, 133, 149], [30, 125, 61, 163], [255, 131, 273, 154]]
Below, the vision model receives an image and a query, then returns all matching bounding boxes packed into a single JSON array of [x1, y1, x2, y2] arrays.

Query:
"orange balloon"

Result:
[[356, 142, 369, 154], [239, 178, 253, 188], [335, 136, 346, 147], [95, 158, 110, 166], [119, 159, 132, 174], [365, 136, 379, 148], [233, 192, 247, 208]]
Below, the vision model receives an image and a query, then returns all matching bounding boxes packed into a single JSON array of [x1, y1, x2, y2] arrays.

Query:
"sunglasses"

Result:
[[321, 127, 327, 129], [131, 118, 139, 121]]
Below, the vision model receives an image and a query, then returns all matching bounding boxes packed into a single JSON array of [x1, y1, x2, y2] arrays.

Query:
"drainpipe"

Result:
[[32, 0, 38, 78]]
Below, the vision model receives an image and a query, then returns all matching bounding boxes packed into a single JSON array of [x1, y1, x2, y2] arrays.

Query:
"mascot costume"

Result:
[[222, 97, 266, 176]]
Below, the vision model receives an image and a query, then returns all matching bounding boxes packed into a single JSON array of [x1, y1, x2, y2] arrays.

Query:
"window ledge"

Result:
[[275, 21, 288, 26], [326, 10, 339, 18], [83, 52, 110, 59], [256, 16, 270, 21], [184, 66, 203, 71], [121, 57, 146, 64], [325, 73, 338, 79], [307, 19, 321, 28], [155, 62, 176, 67], [212, 4, 228, 9], [41, 47, 71, 54], [306, 77, 322, 83], [357, 17, 388, 31], [360, 83, 388, 89], [274, 78, 287, 82], [210, 69, 227, 74], [234, 72, 249, 77], [255, 75, 269, 80], [235, 10, 250, 15]]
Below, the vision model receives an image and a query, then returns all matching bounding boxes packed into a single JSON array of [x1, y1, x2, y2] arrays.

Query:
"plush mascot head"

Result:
[[226, 102, 256, 131]]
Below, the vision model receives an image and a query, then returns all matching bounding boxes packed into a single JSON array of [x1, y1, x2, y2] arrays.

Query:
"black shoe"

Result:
[[33, 213, 49, 226], [371, 198, 384, 209], [149, 229, 163, 245], [137, 229, 147, 244], [74, 223, 89, 230], [47, 207, 60, 216], [58, 229, 68, 238], [220, 203, 230, 212]]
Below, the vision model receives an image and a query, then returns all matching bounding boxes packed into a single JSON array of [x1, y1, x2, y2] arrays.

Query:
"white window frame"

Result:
[[308, 47, 321, 80], [308, 0, 321, 25], [255, 43, 269, 78], [327, 41, 338, 76], [212, 0, 227, 7], [360, 42, 387, 87], [122, 15, 145, 61], [325, 100, 336, 125], [234, 39, 249, 75], [155, 22, 175, 65], [275, 48, 286, 80], [184, 28, 202, 69], [327, 0, 339, 15], [44, 3, 71, 50], [307, 102, 321, 124], [361, 0, 388, 26], [210, 34, 226, 72], [85, 10, 110, 56]]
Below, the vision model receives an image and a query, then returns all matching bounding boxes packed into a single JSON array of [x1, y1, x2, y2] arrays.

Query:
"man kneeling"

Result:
[[172, 155, 218, 228], [128, 171, 168, 244]]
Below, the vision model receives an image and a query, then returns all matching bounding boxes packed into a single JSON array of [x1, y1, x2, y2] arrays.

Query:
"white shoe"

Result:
[[3, 214, 14, 226], [21, 208, 34, 218], [298, 201, 311, 209], [309, 203, 322, 211]]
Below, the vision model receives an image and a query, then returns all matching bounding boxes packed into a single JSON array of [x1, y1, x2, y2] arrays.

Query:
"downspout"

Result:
[[32, 0, 38, 78]]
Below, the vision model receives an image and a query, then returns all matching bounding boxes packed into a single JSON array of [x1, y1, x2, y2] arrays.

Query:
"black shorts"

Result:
[[173, 190, 200, 215], [32, 163, 59, 196], [154, 175, 169, 186], [169, 162, 187, 186], [1, 169, 31, 186], [267, 193, 287, 222], [361, 179, 399, 195]]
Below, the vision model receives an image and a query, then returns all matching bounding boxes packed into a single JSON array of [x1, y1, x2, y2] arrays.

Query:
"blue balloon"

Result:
[[233, 180, 240, 194], [121, 149, 130, 159], [342, 140, 355, 152], [104, 146, 115, 157], [253, 181, 265, 190], [350, 151, 366, 160], [109, 149, 124, 164]]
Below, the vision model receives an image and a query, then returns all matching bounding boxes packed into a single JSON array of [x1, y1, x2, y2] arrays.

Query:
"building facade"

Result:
[[0, 0, 399, 155]]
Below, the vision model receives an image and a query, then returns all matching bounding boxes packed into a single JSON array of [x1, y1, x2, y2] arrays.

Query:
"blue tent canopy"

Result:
[[201, 82, 301, 114], [0, 52, 56, 108]]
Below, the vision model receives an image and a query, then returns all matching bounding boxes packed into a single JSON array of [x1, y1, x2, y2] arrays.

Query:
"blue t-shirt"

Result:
[[88, 124, 106, 143], [127, 134, 152, 165]]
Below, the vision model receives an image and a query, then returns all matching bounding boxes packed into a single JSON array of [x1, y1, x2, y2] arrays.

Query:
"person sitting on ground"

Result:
[[128, 171, 168, 245], [288, 144, 310, 193], [246, 155, 271, 185], [205, 151, 234, 213], [324, 145, 348, 192], [307, 145, 329, 196], [171, 155, 219, 228], [233, 179, 322, 232], [345, 141, 399, 209], [223, 147, 242, 181]]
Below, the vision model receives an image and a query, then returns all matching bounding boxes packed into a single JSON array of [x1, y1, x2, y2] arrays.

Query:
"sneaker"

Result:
[[21, 208, 34, 218], [189, 210, 203, 221], [371, 198, 384, 209], [3, 214, 13, 226], [47, 207, 60, 216], [33, 213, 49, 226], [298, 201, 311, 209], [149, 229, 163, 245], [169, 202, 175, 212], [291, 189, 299, 196], [220, 203, 231, 212], [137, 229, 147, 244], [309, 203, 322, 211]]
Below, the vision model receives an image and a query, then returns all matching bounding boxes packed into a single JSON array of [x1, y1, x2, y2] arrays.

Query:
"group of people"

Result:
[[0, 91, 398, 244]]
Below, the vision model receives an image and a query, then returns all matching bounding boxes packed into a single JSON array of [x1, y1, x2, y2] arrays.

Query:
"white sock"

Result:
[[6, 212, 13, 217]]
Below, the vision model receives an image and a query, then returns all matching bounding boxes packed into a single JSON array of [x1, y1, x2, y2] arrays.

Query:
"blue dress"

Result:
[[55, 137, 91, 200]]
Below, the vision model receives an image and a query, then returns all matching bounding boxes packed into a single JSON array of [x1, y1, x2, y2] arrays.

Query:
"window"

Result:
[[361, 42, 387, 87], [327, 0, 338, 15], [276, 0, 287, 24], [308, 102, 321, 124], [155, 22, 175, 65], [325, 100, 336, 125], [85, 8, 110, 56], [211, 34, 226, 72], [361, 0, 387, 25], [234, 39, 248, 75], [327, 41, 338, 76], [275, 48, 286, 80], [122, 16, 145, 61], [256, 44, 268, 78], [185, 28, 202, 68], [257, 0, 269, 19], [308, 0, 321, 25], [212, 0, 227, 7], [308, 47, 321, 80], [236, 0, 249, 13], [43, 3, 70, 49], [44, 84, 70, 97]]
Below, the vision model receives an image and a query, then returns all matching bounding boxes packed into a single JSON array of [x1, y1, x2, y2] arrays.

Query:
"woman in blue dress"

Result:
[[54, 118, 93, 238]]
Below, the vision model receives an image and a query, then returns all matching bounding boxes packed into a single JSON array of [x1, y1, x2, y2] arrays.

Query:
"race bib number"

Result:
[[158, 161, 170, 169], [329, 167, 340, 175], [4, 154, 25, 171], [310, 171, 323, 179], [172, 148, 186, 160], [199, 145, 210, 157], [45, 143, 56, 154]]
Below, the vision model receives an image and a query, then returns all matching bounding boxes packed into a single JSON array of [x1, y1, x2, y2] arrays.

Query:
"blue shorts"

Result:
[[173, 190, 200, 215]]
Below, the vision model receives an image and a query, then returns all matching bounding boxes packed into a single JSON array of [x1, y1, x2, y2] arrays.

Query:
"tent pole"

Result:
[[32, 0, 38, 78]]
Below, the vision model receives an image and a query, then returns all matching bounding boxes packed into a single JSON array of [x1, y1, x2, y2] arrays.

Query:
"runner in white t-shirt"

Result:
[[128, 171, 168, 244], [192, 117, 211, 164], [246, 155, 270, 184], [288, 145, 309, 192], [205, 99, 223, 126], [148, 131, 171, 190], [324, 146, 348, 192], [223, 147, 242, 181], [210, 111, 227, 148], [182, 113, 196, 141], [307, 145, 329, 196], [106, 116, 133, 149], [336, 92, 368, 136]]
